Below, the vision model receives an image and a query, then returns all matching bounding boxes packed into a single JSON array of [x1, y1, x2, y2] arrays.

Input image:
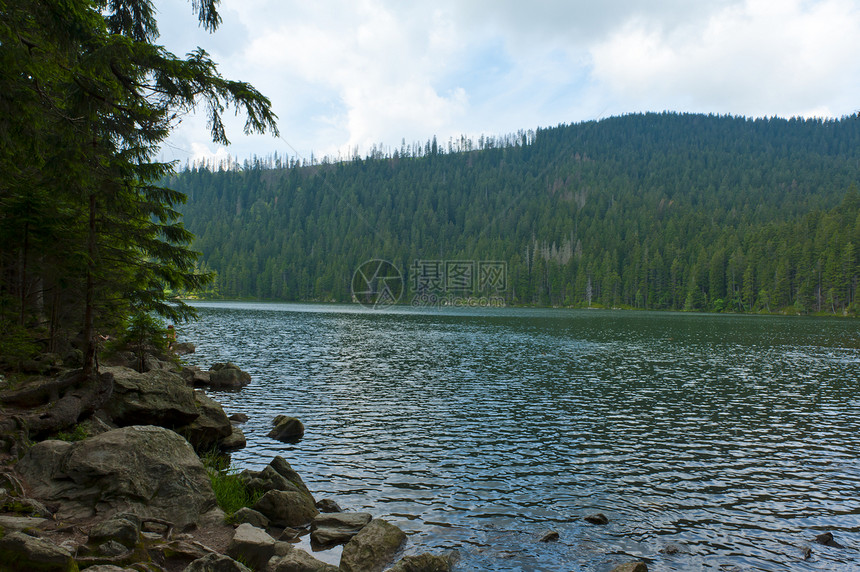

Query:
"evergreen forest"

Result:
[[174, 112, 860, 314]]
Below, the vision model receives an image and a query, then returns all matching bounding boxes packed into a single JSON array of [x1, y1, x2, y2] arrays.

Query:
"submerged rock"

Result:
[[584, 513, 609, 525], [539, 530, 559, 542], [814, 531, 845, 548], [310, 511, 372, 547], [340, 518, 407, 572], [610, 563, 648, 572], [267, 415, 304, 442], [208, 363, 251, 389], [315, 498, 343, 513]]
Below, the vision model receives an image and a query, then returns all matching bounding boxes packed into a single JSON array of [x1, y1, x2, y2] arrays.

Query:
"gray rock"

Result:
[[267, 416, 304, 442], [814, 531, 845, 548], [89, 515, 141, 548], [252, 490, 318, 528], [584, 513, 609, 525], [178, 390, 233, 452], [173, 342, 196, 355], [271, 548, 339, 571], [340, 518, 407, 572], [82, 566, 135, 572], [208, 363, 251, 389], [230, 507, 269, 528], [310, 512, 372, 547], [183, 553, 252, 572], [220, 425, 247, 452], [182, 366, 212, 387], [143, 355, 171, 372], [610, 563, 648, 572], [102, 366, 199, 427], [539, 530, 559, 542], [228, 413, 249, 423], [16, 426, 216, 529], [0, 515, 49, 532], [97, 539, 130, 557], [387, 553, 454, 572], [242, 457, 314, 501], [315, 499, 342, 513], [0, 530, 77, 572], [226, 523, 277, 570]]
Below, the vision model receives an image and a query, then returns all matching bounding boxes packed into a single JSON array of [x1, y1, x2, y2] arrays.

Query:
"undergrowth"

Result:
[[201, 451, 262, 516]]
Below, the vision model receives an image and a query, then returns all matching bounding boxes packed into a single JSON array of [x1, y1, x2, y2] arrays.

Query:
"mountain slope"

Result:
[[171, 112, 860, 313]]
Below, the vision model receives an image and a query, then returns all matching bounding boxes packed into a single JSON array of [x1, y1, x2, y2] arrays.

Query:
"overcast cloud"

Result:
[[153, 0, 860, 165]]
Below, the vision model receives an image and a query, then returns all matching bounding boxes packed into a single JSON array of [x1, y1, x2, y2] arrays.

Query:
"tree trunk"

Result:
[[82, 193, 96, 380]]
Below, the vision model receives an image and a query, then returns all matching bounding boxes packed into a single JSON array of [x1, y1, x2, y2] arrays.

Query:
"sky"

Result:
[[153, 0, 860, 166]]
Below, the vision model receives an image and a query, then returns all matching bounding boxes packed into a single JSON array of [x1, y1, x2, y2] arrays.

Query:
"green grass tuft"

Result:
[[205, 466, 263, 516]]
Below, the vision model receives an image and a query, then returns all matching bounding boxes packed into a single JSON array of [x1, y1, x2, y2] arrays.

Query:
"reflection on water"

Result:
[[181, 302, 860, 571]]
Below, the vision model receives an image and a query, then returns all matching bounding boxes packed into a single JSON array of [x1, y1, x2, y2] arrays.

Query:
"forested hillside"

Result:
[[172, 112, 860, 314]]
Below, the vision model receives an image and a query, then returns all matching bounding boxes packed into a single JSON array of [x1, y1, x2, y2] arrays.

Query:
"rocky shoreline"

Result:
[[0, 344, 650, 572]]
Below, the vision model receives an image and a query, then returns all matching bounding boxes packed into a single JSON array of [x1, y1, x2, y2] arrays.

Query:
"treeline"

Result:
[[172, 112, 860, 314]]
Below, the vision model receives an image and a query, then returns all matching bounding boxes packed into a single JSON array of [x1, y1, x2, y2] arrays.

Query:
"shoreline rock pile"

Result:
[[0, 347, 456, 572]]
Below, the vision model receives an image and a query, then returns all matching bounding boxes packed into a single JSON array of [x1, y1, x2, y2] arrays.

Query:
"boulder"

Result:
[[173, 342, 196, 355], [228, 413, 249, 423], [387, 553, 454, 572], [182, 366, 212, 388], [183, 553, 252, 572], [178, 390, 233, 452], [339, 519, 407, 572], [16, 426, 216, 529], [267, 416, 304, 442], [208, 363, 251, 389], [271, 548, 339, 572], [230, 507, 269, 529], [102, 366, 199, 428], [310, 512, 372, 547], [252, 490, 318, 528], [539, 530, 559, 542], [242, 456, 314, 501], [88, 515, 141, 548], [610, 563, 648, 572], [814, 531, 845, 548], [220, 425, 247, 452], [315, 499, 342, 513], [0, 530, 78, 572], [584, 513, 609, 525], [0, 515, 49, 532], [226, 523, 277, 570]]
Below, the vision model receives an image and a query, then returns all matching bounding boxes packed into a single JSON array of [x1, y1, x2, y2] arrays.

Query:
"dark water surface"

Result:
[[181, 302, 860, 571]]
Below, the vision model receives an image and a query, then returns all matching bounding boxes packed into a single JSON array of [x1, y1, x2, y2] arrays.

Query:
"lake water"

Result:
[[180, 302, 860, 571]]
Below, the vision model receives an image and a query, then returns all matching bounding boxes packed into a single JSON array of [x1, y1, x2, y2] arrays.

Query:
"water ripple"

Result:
[[182, 303, 860, 571]]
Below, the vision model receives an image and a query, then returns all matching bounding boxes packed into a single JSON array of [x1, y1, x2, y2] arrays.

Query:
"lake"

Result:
[[180, 302, 860, 571]]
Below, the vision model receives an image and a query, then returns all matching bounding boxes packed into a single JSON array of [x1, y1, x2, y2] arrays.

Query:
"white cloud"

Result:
[[589, 0, 860, 117], [153, 0, 860, 162]]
